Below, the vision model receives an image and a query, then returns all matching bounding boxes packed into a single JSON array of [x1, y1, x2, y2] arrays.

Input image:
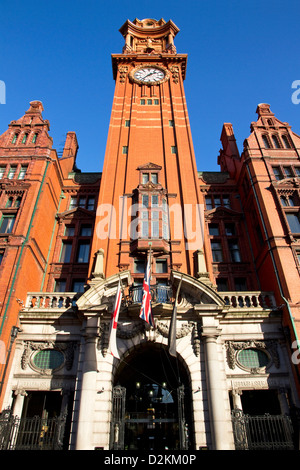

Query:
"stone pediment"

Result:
[[57, 206, 95, 220], [137, 162, 162, 171], [205, 206, 241, 219]]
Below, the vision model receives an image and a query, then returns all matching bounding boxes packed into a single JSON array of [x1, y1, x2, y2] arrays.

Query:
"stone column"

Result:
[[232, 388, 243, 410], [202, 325, 234, 450], [75, 315, 99, 450], [12, 389, 27, 417]]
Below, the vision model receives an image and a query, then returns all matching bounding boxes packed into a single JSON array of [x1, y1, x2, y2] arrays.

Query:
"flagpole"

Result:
[[168, 275, 183, 357]]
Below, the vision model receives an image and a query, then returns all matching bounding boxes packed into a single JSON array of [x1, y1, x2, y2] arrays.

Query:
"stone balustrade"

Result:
[[25, 292, 78, 310], [219, 291, 276, 310]]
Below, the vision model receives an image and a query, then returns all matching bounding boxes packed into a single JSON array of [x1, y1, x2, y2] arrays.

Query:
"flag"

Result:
[[168, 276, 183, 357], [109, 280, 122, 359], [139, 255, 155, 327]]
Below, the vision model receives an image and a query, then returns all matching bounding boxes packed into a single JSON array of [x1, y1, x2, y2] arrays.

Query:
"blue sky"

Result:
[[0, 0, 299, 172]]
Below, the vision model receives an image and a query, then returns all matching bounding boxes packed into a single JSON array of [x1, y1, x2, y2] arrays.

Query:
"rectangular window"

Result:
[[169, 120, 174, 127], [234, 278, 248, 291], [154, 99, 159, 105], [205, 196, 213, 210], [228, 240, 241, 262], [147, 99, 152, 105], [151, 220, 159, 237], [283, 166, 293, 178], [286, 213, 300, 233], [69, 196, 77, 209], [0, 166, 5, 179], [87, 196, 95, 211], [7, 166, 17, 179], [273, 166, 283, 180], [18, 165, 28, 179], [76, 241, 90, 263], [142, 173, 149, 184], [60, 241, 72, 263], [151, 195, 159, 207], [151, 173, 158, 184], [163, 223, 169, 240], [216, 278, 228, 292], [125, 120, 130, 127], [0, 215, 15, 234], [223, 195, 230, 208], [141, 220, 149, 238], [134, 259, 145, 274], [156, 259, 167, 273], [142, 194, 149, 208], [65, 226, 75, 237], [209, 224, 219, 236], [294, 167, 300, 177], [225, 223, 235, 236], [78, 196, 86, 208], [211, 241, 223, 262], [214, 196, 221, 207], [55, 279, 67, 292], [122, 146, 128, 154], [72, 279, 85, 293], [80, 224, 92, 236], [171, 146, 177, 154], [140, 99, 145, 105]]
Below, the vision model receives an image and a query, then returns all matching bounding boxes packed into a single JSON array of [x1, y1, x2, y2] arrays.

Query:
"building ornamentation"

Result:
[[21, 341, 76, 372], [226, 340, 280, 371]]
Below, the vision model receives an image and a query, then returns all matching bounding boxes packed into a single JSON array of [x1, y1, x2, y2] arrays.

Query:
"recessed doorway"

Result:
[[111, 344, 193, 451]]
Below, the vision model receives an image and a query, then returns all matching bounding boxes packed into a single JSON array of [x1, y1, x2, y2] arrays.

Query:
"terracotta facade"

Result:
[[0, 19, 299, 451]]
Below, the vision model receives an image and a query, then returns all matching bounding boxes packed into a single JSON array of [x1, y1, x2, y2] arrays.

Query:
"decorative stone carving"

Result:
[[225, 340, 280, 370], [118, 66, 128, 83], [21, 341, 76, 372]]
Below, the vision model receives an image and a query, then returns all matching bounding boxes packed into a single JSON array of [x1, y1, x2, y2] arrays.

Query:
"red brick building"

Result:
[[0, 18, 299, 451]]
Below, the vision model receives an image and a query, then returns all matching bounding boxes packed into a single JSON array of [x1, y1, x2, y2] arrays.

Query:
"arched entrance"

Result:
[[110, 344, 193, 451]]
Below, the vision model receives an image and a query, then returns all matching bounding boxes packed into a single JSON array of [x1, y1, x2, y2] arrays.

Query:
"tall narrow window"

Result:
[[282, 135, 291, 149], [55, 279, 67, 292], [78, 196, 86, 208], [272, 135, 280, 148], [87, 196, 95, 210], [18, 165, 27, 179], [122, 146, 128, 154], [0, 215, 16, 234], [151, 173, 158, 184], [60, 242, 72, 263], [142, 194, 149, 208], [12, 134, 18, 144], [125, 120, 130, 127], [77, 241, 90, 263], [22, 134, 28, 144], [211, 241, 223, 262], [142, 173, 149, 184], [72, 279, 85, 293], [272, 166, 283, 181], [262, 135, 271, 148], [171, 146, 177, 154], [32, 133, 38, 143], [228, 240, 241, 262], [69, 196, 77, 209], [7, 166, 17, 179]]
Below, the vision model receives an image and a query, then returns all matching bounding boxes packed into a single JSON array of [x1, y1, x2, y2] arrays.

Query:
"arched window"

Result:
[[262, 135, 271, 148], [32, 133, 38, 144], [22, 133, 28, 144], [11, 134, 18, 144], [282, 135, 291, 149], [272, 135, 280, 149]]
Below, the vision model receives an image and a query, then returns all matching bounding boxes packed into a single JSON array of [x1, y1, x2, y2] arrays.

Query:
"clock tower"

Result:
[[90, 18, 206, 282]]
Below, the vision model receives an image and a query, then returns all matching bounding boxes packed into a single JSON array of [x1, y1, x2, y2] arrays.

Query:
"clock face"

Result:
[[133, 67, 165, 84]]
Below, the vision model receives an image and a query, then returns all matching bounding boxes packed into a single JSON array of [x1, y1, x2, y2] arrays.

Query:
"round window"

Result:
[[238, 348, 269, 369], [33, 349, 64, 370]]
